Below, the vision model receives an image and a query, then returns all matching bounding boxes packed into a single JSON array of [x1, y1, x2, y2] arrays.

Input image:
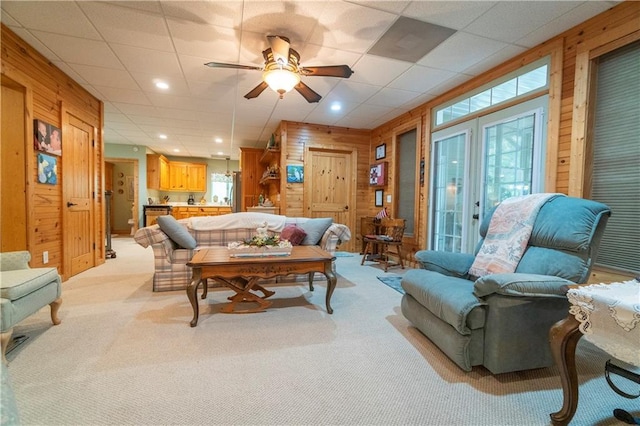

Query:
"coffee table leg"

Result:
[[187, 269, 202, 327], [324, 262, 336, 314]]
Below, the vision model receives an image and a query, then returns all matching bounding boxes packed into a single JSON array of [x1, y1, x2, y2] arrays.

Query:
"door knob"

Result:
[[67, 202, 77, 207], [472, 214, 480, 220]]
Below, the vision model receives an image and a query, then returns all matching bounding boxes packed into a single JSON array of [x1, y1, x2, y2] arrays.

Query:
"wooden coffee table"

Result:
[[186, 246, 337, 327]]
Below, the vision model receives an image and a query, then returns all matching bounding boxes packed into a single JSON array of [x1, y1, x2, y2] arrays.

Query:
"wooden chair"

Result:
[[361, 218, 405, 272]]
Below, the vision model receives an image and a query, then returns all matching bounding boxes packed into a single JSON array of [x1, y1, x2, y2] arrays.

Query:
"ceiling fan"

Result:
[[205, 35, 354, 103]]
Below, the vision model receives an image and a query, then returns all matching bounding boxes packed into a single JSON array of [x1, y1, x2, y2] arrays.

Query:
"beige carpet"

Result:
[[5, 237, 636, 425]]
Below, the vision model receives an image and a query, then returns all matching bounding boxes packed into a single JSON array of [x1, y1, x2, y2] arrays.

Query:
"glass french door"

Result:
[[429, 96, 547, 253]]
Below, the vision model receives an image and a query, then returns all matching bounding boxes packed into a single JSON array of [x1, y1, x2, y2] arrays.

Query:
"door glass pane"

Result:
[[481, 114, 535, 217], [431, 133, 466, 252]]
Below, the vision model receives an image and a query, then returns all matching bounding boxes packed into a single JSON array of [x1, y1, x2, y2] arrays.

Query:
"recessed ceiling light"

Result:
[[214, 137, 223, 143], [217, 151, 224, 156], [155, 81, 169, 90], [173, 149, 180, 153], [330, 102, 342, 111], [159, 134, 167, 139]]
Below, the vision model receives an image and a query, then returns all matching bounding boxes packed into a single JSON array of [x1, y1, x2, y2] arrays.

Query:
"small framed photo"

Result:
[[37, 153, 58, 185], [286, 165, 304, 183], [369, 162, 387, 187], [375, 143, 386, 160], [375, 189, 384, 207]]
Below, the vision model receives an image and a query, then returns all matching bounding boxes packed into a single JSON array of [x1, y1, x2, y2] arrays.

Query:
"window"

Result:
[[210, 173, 232, 205], [435, 61, 549, 127]]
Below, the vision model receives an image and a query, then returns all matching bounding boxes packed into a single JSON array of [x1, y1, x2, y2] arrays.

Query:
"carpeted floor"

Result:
[[5, 238, 636, 425]]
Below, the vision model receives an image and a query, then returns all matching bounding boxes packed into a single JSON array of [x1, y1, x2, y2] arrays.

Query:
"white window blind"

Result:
[[591, 41, 640, 274]]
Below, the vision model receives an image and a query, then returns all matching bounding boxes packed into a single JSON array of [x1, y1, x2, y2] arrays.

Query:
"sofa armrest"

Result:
[[134, 225, 171, 248], [414, 250, 475, 278], [0, 251, 31, 271], [473, 273, 573, 298], [319, 223, 351, 250]]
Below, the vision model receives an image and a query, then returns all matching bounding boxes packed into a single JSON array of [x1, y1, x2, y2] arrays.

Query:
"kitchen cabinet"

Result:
[[147, 154, 170, 190], [187, 163, 206, 192], [169, 162, 189, 191], [171, 206, 231, 219]]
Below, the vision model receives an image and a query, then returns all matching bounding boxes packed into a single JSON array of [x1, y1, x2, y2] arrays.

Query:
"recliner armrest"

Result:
[[473, 273, 573, 298], [0, 251, 31, 271], [414, 250, 475, 278]]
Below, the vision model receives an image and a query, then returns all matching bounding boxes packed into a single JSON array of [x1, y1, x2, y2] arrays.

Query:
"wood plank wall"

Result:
[[278, 121, 370, 252], [369, 1, 639, 263], [1, 24, 103, 277]]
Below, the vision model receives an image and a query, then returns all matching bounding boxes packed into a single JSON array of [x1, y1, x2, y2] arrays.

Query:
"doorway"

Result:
[[105, 158, 139, 236], [429, 95, 548, 252]]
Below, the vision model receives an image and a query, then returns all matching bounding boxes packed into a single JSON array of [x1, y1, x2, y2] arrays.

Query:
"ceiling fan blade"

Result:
[[300, 65, 354, 78], [294, 81, 322, 103], [267, 35, 290, 65], [244, 81, 269, 100], [204, 61, 262, 71]]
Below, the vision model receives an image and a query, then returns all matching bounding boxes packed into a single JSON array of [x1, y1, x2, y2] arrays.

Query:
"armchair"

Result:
[[401, 195, 611, 374]]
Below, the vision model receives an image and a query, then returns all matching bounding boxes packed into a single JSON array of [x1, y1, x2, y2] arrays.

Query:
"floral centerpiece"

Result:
[[228, 222, 293, 257]]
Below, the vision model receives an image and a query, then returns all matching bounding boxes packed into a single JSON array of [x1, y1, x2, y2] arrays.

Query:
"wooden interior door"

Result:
[[1, 77, 28, 252], [304, 148, 355, 252], [64, 114, 95, 276]]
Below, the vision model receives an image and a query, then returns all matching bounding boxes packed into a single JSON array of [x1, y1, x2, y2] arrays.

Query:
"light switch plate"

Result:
[[386, 195, 392, 203]]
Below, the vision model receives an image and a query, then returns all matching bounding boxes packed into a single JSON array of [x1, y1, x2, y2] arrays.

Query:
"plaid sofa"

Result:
[[134, 216, 351, 292]]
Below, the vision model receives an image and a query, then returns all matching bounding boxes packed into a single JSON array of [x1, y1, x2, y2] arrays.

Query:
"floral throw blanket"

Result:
[[469, 193, 562, 278]]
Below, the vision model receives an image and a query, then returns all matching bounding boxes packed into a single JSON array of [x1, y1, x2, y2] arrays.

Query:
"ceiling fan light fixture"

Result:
[[263, 69, 300, 98]]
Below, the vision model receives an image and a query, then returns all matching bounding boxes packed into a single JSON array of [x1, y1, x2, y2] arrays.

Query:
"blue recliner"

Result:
[[401, 195, 610, 374]]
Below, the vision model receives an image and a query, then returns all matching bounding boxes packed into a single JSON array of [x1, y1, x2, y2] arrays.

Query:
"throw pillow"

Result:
[[299, 218, 333, 246], [280, 225, 307, 246], [156, 215, 197, 249]]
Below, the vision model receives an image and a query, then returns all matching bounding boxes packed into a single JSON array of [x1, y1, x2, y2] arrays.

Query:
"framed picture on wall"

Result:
[[33, 119, 62, 156], [369, 162, 387, 187], [375, 189, 384, 207], [286, 165, 304, 183], [375, 143, 386, 160]]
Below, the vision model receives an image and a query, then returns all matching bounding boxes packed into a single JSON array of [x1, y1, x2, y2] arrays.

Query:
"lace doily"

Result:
[[568, 280, 640, 367]]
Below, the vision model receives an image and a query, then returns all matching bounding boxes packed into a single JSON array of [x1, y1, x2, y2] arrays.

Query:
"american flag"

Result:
[[375, 207, 388, 220]]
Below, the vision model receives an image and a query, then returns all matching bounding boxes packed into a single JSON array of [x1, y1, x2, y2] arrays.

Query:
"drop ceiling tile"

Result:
[[104, 112, 133, 124], [79, 2, 173, 52], [366, 87, 421, 108], [309, 2, 397, 53], [463, 1, 580, 43], [167, 18, 240, 60], [161, 1, 243, 28], [515, 2, 621, 48], [334, 115, 374, 129], [343, 103, 396, 121], [240, 1, 326, 45], [29, 30, 123, 69], [388, 65, 456, 93], [350, 55, 412, 86], [111, 103, 160, 117], [107, 2, 163, 14], [52, 61, 87, 84], [180, 54, 240, 84], [130, 72, 192, 97], [298, 43, 362, 68], [107, 121, 142, 132], [417, 32, 508, 73], [111, 44, 182, 75], [93, 86, 151, 105], [1, 1, 102, 39], [0, 11, 22, 27], [327, 80, 381, 104], [69, 64, 138, 90], [6, 28, 61, 62], [461, 44, 527, 76], [401, 1, 497, 30], [348, 1, 411, 15], [145, 92, 221, 112]]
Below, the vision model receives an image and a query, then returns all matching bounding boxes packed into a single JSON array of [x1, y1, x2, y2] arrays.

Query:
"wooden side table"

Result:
[[549, 279, 640, 425]]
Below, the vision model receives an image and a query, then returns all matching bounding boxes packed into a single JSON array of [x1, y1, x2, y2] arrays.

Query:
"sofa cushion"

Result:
[[0, 268, 60, 300], [299, 218, 333, 245], [280, 225, 307, 246], [401, 269, 486, 334], [157, 215, 197, 249]]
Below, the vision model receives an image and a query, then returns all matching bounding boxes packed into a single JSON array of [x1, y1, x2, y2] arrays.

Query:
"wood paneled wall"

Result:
[[370, 1, 639, 261], [1, 24, 104, 278], [278, 121, 370, 252]]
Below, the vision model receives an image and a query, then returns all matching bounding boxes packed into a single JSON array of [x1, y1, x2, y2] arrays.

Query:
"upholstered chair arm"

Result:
[[0, 251, 31, 271], [414, 250, 475, 278], [133, 224, 171, 248], [473, 273, 574, 299]]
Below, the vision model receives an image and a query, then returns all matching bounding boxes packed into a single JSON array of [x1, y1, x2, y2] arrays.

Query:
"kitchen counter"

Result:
[[171, 205, 232, 220], [247, 206, 280, 215]]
